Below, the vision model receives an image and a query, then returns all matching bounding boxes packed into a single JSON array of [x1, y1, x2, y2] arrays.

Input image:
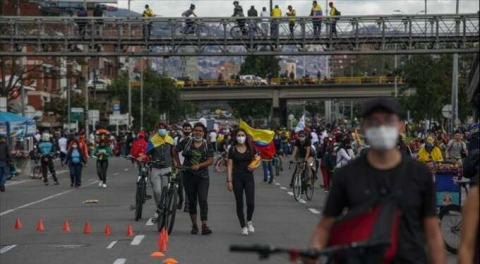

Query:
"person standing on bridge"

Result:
[[93, 5, 104, 36], [260, 7, 269, 36], [310, 1, 323, 37], [271, 5, 282, 38], [227, 129, 260, 236], [174, 122, 214, 235], [233, 1, 247, 36], [142, 5, 154, 39], [286, 5, 297, 37], [328, 2, 339, 37], [247, 6, 258, 37]]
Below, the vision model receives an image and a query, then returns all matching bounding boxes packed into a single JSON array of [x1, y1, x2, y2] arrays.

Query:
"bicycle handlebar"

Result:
[[230, 240, 390, 260]]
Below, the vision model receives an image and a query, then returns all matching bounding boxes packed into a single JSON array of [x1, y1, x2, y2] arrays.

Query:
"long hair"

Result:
[[232, 128, 256, 159]]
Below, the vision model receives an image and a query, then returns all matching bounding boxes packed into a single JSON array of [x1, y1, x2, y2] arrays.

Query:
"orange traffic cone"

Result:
[[165, 228, 169, 243], [150, 251, 165, 258], [63, 220, 71, 233], [36, 219, 45, 232], [104, 223, 111, 235], [83, 221, 91, 234], [14, 218, 23, 230], [163, 258, 178, 264], [125, 224, 134, 237], [159, 231, 167, 252]]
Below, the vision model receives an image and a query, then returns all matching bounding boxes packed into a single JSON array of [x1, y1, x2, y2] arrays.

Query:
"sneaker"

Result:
[[0, 185, 5, 192], [247, 221, 255, 233], [102, 184, 107, 188], [54, 181, 59, 185], [268, 180, 273, 184], [191, 224, 199, 235], [44, 182, 49, 186], [201, 224, 212, 235], [241, 227, 248, 236], [98, 181, 103, 187], [70, 183, 74, 187]]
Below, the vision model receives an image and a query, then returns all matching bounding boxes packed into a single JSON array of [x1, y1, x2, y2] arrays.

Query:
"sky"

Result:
[[116, 0, 480, 17]]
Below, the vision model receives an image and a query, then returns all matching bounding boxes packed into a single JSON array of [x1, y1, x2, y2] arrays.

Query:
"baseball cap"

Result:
[[361, 98, 403, 118]]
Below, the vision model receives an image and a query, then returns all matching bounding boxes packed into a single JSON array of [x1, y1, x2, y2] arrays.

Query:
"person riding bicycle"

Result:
[[445, 131, 468, 165], [147, 123, 176, 220], [182, 4, 198, 34], [131, 131, 150, 176], [38, 133, 59, 186], [173, 122, 214, 235], [290, 130, 314, 187]]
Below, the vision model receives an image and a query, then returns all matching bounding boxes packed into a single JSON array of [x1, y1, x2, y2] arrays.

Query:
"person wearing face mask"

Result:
[[227, 129, 260, 236], [273, 132, 284, 171], [290, 130, 314, 187], [310, 98, 445, 264], [131, 131, 149, 175], [173, 122, 214, 235], [66, 140, 87, 188], [336, 137, 355, 169], [92, 139, 112, 188], [147, 122, 176, 218], [417, 136, 444, 163], [174, 122, 193, 211]]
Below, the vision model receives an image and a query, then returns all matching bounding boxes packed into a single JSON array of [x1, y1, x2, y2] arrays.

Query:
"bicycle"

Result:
[[174, 20, 209, 37], [230, 240, 390, 263], [157, 166, 190, 235], [289, 160, 315, 201], [127, 156, 153, 221], [438, 178, 473, 255], [214, 152, 228, 173]]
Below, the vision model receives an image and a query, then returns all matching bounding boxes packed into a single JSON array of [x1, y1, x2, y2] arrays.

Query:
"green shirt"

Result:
[[93, 146, 112, 161]]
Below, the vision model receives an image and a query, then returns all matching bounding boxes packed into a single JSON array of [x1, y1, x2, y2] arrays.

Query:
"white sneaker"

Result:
[[98, 181, 103, 187], [102, 184, 107, 188], [241, 227, 248, 236], [247, 221, 255, 233]]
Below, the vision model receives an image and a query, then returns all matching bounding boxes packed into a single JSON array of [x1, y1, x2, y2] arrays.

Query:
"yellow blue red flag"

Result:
[[239, 120, 274, 147]]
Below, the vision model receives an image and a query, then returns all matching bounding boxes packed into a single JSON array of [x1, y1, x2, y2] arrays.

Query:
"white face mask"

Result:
[[365, 126, 399, 151], [236, 136, 246, 144]]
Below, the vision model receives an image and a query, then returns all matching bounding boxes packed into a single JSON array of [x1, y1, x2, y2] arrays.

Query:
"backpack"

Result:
[[336, 9, 341, 16], [463, 149, 479, 178], [324, 151, 337, 171]]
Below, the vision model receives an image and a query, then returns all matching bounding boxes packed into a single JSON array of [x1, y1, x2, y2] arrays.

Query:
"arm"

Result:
[[338, 148, 352, 161], [462, 142, 468, 156], [310, 216, 336, 249], [434, 148, 444, 162], [424, 217, 447, 264], [172, 145, 181, 167], [458, 186, 479, 264], [291, 146, 298, 159], [445, 141, 452, 159], [227, 158, 234, 191], [305, 146, 311, 161]]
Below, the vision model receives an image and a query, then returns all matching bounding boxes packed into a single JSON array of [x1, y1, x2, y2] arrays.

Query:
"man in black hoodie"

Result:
[[0, 136, 12, 192]]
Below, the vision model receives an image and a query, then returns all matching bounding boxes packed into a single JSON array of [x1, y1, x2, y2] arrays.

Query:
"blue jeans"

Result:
[[262, 160, 274, 182], [0, 162, 9, 186], [69, 163, 83, 186], [282, 142, 290, 155]]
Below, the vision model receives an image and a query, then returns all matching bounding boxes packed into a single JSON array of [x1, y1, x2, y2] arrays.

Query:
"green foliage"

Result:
[[397, 54, 473, 122], [108, 68, 191, 130], [305, 101, 324, 118], [44, 92, 100, 125], [228, 100, 272, 120], [350, 55, 395, 76], [239, 55, 281, 78]]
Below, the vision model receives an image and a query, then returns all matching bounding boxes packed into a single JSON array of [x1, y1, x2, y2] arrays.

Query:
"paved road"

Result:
[[0, 156, 457, 264]]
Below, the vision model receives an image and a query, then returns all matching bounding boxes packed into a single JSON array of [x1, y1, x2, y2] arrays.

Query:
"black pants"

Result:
[[233, 175, 255, 228], [184, 173, 209, 221], [331, 20, 337, 36], [313, 21, 322, 36], [178, 171, 189, 205], [289, 22, 295, 36], [41, 155, 57, 183], [96, 160, 109, 184]]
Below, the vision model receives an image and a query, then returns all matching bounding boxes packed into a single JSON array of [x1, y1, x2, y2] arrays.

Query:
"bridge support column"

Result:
[[271, 90, 287, 128], [325, 100, 332, 123]]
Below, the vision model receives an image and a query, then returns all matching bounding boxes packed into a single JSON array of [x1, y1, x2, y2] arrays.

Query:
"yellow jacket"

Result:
[[143, 8, 154, 17], [329, 7, 338, 16], [287, 9, 296, 22], [417, 147, 444, 163], [272, 8, 282, 17]]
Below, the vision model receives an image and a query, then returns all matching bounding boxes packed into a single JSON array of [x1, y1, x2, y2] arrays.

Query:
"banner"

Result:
[[9, 121, 27, 137], [295, 114, 305, 132], [0, 122, 7, 136], [26, 120, 37, 136], [239, 120, 274, 147]]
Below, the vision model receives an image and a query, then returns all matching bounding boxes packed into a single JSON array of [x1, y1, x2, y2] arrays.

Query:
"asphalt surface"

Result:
[[0, 156, 457, 264]]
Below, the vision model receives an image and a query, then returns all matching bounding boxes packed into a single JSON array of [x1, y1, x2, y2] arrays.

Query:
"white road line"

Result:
[[113, 258, 126, 264], [124, 168, 129, 172], [280, 187, 287, 190], [146, 218, 153, 226], [0, 245, 17, 254], [0, 180, 99, 217], [299, 199, 307, 204], [274, 182, 281, 186], [287, 192, 294, 196], [308, 208, 321, 215], [130, 235, 145, 246], [113, 173, 120, 176], [107, 241, 118, 249]]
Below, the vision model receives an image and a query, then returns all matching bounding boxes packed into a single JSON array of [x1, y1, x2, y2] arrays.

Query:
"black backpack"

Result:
[[463, 149, 479, 178]]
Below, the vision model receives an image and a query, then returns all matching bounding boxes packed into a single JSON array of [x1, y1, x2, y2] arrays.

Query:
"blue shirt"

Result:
[[71, 149, 81, 164], [38, 141, 54, 156]]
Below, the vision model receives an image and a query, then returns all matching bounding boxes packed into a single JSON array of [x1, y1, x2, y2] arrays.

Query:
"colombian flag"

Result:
[[239, 120, 276, 158], [146, 134, 174, 152]]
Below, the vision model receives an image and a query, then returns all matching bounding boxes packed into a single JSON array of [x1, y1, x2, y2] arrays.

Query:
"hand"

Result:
[[227, 182, 233, 192], [247, 165, 256, 171], [191, 164, 201, 171]]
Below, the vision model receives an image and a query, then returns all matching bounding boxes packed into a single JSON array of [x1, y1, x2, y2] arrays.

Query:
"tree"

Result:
[[108, 68, 193, 130], [397, 54, 474, 122], [239, 55, 281, 78], [229, 100, 272, 121], [44, 92, 101, 125]]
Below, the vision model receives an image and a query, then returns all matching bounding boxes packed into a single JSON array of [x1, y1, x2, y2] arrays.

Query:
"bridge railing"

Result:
[[171, 76, 404, 88]]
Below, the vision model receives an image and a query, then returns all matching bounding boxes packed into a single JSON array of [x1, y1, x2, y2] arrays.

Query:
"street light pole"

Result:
[[128, 58, 132, 130], [451, 0, 460, 134], [140, 58, 144, 131]]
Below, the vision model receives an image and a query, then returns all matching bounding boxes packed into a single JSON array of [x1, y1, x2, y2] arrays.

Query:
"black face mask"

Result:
[[184, 131, 191, 137]]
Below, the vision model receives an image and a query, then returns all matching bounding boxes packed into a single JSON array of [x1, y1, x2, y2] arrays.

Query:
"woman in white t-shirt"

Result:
[[336, 138, 355, 168]]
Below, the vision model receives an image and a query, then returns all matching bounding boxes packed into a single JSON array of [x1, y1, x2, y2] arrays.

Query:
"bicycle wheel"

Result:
[[230, 26, 242, 38], [134, 180, 146, 221], [292, 170, 302, 201], [196, 24, 209, 37], [157, 186, 169, 232], [438, 204, 462, 255], [305, 170, 315, 201], [166, 186, 178, 235]]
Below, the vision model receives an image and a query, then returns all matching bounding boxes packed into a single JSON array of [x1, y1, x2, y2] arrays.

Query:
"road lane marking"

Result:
[[299, 199, 307, 204], [124, 168, 129, 172], [0, 245, 17, 254], [146, 218, 153, 226], [113, 258, 126, 264], [287, 192, 294, 196], [274, 182, 281, 186], [113, 173, 120, 176], [280, 187, 287, 190], [0, 180, 99, 217], [107, 241, 118, 249], [308, 208, 321, 215], [130, 235, 145, 246]]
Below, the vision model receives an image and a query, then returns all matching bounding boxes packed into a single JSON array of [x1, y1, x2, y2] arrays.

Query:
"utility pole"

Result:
[[269, 0, 273, 15], [128, 0, 131, 11], [128, 58, 132, 130], [394, 44, 398, 98], [451, 0, 460, 134], [67, 60, 71, 129], [140, 58, 144, 130]]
